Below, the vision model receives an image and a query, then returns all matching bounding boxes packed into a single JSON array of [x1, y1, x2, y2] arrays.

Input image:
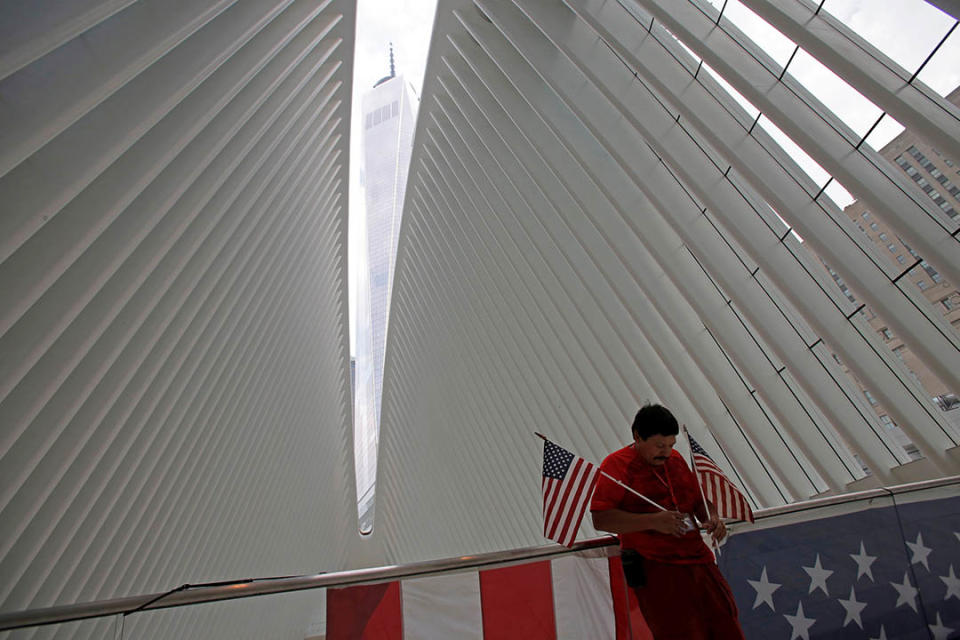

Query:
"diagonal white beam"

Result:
[[738, 0, 960, 164], [635, 0, 960, 292]]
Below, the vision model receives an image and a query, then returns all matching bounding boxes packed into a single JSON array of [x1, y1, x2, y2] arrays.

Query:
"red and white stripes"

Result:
[[321, 552, 652, 639]]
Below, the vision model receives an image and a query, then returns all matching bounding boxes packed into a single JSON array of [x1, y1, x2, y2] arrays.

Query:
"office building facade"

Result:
[[831, 87, 960, 456]]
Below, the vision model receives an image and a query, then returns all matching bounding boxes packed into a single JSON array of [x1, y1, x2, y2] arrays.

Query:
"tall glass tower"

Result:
[[354, 47, 417, 532]]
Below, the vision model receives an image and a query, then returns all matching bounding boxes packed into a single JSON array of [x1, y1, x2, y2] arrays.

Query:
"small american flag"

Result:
[[688, 434, 755, 523], [541, 440, 600, 547]]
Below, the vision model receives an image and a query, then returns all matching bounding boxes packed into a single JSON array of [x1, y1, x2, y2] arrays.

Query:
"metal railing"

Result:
[[2, 474, 957, 632], [0, 537, 617, 632]]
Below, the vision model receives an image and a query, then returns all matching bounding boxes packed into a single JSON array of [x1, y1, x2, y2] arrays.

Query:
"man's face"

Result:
[[633, 433, 676, 466]]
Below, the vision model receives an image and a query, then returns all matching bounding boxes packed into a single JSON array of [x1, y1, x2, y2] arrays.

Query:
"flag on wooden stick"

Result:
[[541, 439, 600, 547], [687, 433, 754, 523]]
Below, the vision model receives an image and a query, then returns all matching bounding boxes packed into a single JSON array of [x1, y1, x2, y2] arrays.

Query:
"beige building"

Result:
[[829, 86, 960, 457]]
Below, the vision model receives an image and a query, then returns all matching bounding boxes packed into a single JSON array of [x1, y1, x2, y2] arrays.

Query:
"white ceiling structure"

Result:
[[1, 0, 960, 638], [373, 0, 960, 563], [0, 1, 355, 638]]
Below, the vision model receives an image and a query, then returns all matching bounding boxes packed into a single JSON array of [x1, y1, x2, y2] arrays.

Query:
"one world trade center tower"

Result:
[[354, 46, 416, 532]]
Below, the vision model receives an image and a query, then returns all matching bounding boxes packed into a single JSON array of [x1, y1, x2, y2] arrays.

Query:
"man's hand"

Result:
[[703, 513, 727, 543], [649, 510, 688, 537]]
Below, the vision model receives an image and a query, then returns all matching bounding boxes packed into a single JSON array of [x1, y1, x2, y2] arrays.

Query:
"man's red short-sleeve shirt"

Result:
[[590, 445, 713, 564]]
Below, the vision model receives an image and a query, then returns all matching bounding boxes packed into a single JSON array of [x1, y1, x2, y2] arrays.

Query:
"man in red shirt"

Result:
[[591, 404, 744, 639]]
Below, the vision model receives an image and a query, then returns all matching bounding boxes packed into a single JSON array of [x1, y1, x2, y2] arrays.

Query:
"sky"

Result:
[[346, 0, 960, 352]]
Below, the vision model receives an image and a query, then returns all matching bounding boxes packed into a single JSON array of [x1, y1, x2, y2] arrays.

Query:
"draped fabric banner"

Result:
[[318, 491, 959, 639], [325, 553, 653, 639], [720, 493, 960, 639]]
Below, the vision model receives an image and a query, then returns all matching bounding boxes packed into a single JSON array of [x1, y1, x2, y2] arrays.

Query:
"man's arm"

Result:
[[592, 508, 690, 537]]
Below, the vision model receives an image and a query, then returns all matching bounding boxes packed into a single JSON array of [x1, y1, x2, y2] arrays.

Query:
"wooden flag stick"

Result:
[[536, 432, 667, 512]]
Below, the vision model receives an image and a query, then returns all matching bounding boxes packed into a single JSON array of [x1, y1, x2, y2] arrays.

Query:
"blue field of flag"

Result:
[[720, 495, 960, 639]]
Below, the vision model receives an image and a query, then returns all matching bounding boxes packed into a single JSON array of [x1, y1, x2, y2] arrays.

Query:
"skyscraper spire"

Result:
[[373, 43, 397, 88]]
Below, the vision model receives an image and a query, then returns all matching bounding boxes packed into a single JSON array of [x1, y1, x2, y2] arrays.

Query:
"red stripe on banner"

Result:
[[327, 581, 402, 640], [480, 561, 556, 640], [607, 556, 654, 640], [607, 556, 632, 640]]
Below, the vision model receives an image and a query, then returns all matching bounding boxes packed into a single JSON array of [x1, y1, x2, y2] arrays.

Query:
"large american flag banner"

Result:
[[687, 433, 755, 523], [309, 485, 958, 639], [542, 440, 600, 547]]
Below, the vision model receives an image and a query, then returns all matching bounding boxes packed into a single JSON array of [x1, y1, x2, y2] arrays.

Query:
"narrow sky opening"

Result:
[[350, 0, 438, 534]]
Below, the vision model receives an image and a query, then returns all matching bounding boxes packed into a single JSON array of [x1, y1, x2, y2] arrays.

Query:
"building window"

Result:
[[864, 390, 878, 405], [917, 280, 928, 290], [921, 261, 941, 281], [908, 146, 926, 162], [896, 255, 906, 264], [878, 232, 887, 241], [887, 243, 897, 252], [879, 327, 893, 341], [934, 393, 960, 411], [870, 222, 879, 231]]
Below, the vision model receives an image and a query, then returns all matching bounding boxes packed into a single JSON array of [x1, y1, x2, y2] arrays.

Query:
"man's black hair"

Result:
[[632, 403, 679, 440]]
